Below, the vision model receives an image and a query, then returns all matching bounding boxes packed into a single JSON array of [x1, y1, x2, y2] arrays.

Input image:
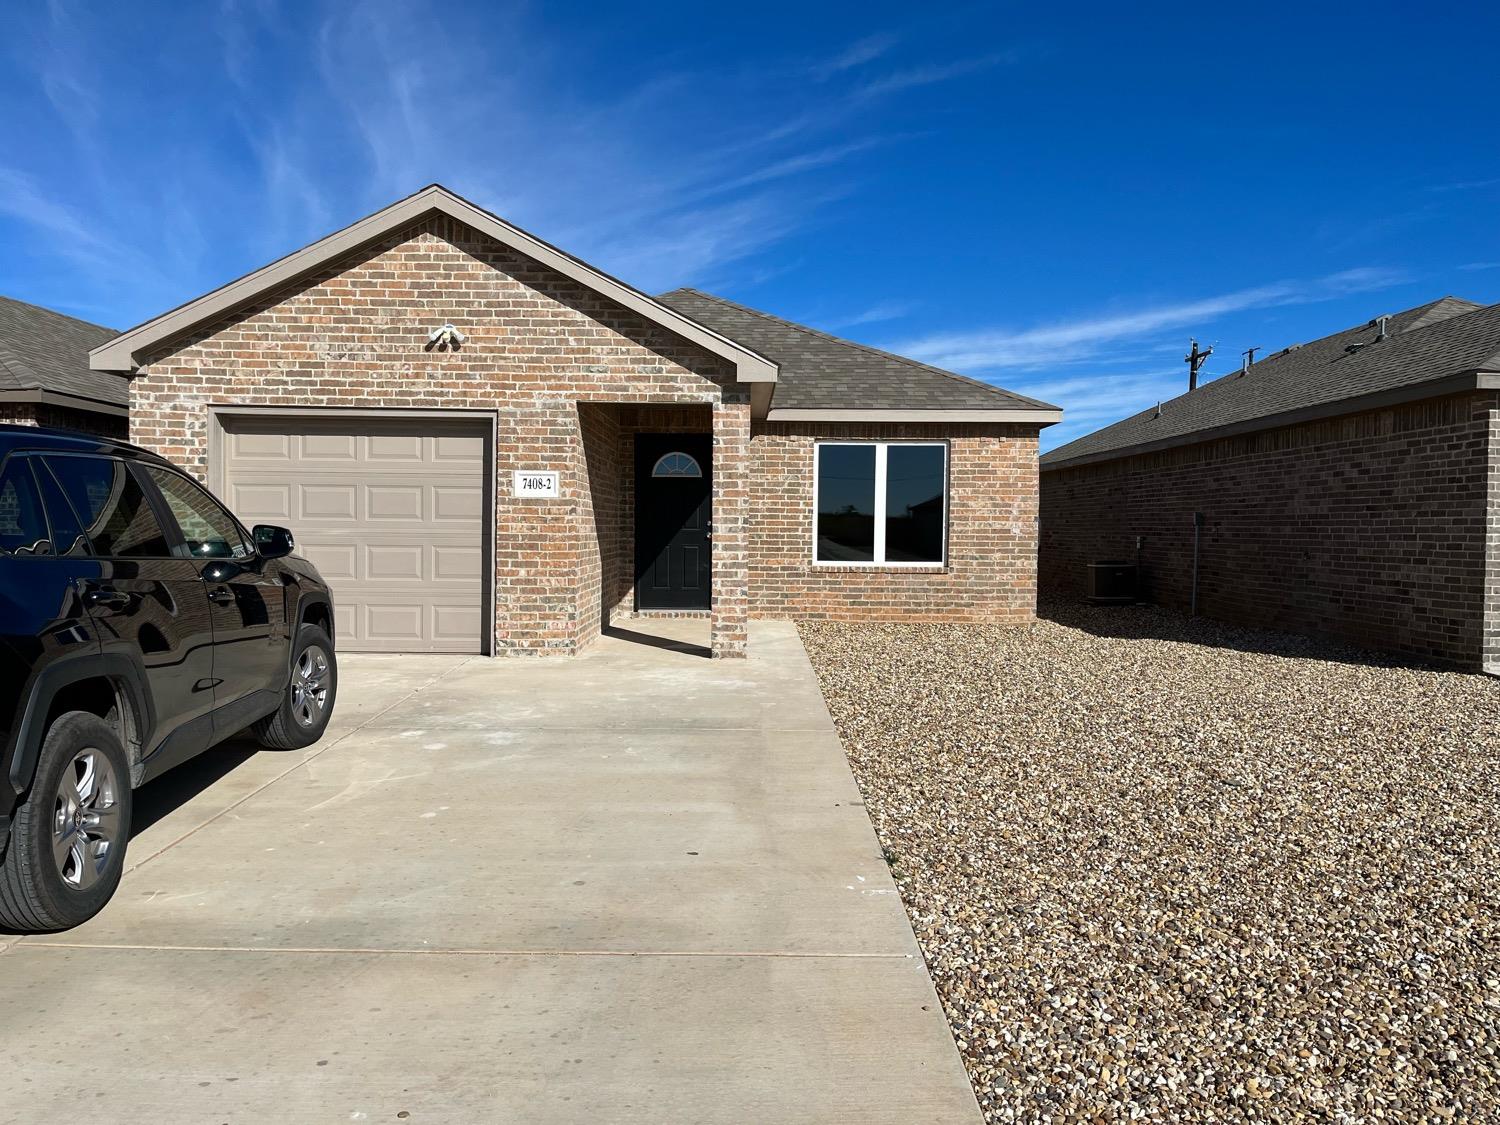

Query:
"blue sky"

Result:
[[3, 1, 1498, 450]]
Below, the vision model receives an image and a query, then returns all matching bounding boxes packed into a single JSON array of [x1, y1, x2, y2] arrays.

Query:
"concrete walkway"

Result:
[[0, 620, 980, 1123]]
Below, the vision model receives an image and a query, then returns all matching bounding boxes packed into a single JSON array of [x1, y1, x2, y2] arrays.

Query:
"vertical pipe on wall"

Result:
[[1190, 512, 1204, 616]]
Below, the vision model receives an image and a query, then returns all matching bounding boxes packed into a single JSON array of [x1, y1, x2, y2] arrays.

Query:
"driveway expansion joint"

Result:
[[24, 941, 917, 959]]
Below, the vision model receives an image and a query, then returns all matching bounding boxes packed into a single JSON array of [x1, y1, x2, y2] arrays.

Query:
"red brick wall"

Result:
[[1039, 391, 1499, 669], [127, 214, 745, 656], [746, 421, 1042, 623], [1, 403, 126, 438]]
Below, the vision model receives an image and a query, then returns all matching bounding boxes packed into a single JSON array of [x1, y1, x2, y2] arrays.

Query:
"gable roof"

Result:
[[656, 288, 1061, 422], [1041, 296, 1500, 469], [0, 296, 128, 414], [89, 184, 778, 392]]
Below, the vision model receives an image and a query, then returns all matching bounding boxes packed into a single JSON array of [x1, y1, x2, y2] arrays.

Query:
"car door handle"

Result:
[[84, 587, 131, 611], [207, 587, 235, 606]]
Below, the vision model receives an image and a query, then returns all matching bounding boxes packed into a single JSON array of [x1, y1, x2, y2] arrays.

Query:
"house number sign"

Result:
[[512, 470, 559, 498]]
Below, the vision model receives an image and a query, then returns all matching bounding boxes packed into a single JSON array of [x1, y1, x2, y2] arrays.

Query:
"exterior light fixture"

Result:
[[427, 323, 467, 349]]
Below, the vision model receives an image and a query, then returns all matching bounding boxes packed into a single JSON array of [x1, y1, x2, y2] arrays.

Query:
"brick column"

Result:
[[1484, 393, 1500, 673], [710, 394, 751, 658]]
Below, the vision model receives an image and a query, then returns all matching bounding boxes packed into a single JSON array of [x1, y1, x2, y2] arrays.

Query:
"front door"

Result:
[[634, 434, 711, 610]]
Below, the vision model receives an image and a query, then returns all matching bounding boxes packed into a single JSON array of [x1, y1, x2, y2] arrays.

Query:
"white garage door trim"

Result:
[[209, 406, 496, 656]]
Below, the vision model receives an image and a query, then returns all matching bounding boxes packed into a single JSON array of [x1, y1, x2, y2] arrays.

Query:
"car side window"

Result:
[[42, 454, 171, 559], [0, 457, 52, 556], [32, 459, 90, 557], [144, 466, 252, 560]]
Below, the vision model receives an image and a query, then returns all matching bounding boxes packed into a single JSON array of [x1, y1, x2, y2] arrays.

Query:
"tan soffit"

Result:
[[88, 184, 780, 387], [0, 389, 128, 417]]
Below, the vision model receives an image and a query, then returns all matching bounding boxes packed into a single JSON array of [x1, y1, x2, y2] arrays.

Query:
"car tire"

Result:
[[0, 711, 132, 933], [252, 623, 337, 750]]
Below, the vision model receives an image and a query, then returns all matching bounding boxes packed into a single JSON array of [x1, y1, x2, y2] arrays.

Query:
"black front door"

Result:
[[635, 434, 711, 610]]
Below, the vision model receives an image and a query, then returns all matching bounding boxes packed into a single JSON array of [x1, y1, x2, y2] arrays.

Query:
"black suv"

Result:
[[0, 426, 337, 931]]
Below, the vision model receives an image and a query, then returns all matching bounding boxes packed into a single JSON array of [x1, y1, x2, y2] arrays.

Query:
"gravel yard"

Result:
[[800, 603, 1500, 1124]]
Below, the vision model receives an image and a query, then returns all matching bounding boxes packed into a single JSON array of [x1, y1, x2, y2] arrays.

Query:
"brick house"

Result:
[[88, 185, 1060, 658], [0, 296, 127, 437], [1039, 297, 1500, 672]]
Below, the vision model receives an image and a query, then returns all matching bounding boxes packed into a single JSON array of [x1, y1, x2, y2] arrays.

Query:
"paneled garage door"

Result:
[[220, 414, 489, 653]]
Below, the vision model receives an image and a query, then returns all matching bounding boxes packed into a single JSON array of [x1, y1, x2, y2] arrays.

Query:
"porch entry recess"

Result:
[[634, 433, 712, 610]]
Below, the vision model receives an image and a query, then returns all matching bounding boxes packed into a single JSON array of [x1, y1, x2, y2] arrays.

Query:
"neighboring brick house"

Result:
[[0, 296, 128, 437], [1039, 297, 1500, 672], [88, 185, 1060, 658]]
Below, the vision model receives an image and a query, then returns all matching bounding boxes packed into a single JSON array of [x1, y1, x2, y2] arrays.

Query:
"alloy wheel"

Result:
[[51, 747, 121, 891], [290, 644, 331, 728]]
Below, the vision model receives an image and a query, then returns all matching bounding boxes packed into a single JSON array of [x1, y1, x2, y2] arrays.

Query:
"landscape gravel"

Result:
[[800, 603, 1500, 1123]]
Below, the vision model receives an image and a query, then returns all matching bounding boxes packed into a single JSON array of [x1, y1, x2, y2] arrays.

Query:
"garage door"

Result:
[[220, 414, 488, 653]]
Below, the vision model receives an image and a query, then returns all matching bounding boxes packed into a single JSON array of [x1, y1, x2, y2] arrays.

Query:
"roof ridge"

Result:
[[1399, 294, 1486, 335], [661, 288, 1057, 410]]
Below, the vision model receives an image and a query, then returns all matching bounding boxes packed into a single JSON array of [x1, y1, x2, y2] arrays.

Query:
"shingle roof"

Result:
[[0, 296, 128, 408], [656, 288, 1059, 414], [1041, 296, 1500, 468]]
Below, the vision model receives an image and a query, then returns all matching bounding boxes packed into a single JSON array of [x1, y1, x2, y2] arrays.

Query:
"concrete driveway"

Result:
[[0, 619, 980, 1123]]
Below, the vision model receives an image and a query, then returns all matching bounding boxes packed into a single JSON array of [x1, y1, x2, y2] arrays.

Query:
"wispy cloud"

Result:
[[0, 168, 159, 280], [705, 138, 891, 196], [1458, 260, 1500, 271], [810, 34, 898, 80], [38, 0, 99, 129], [1427, 177, 1500, 193], [826, 300, 915, 329], [855, 52, 1016, 99], [890, 267, 1408, 371], [1011, 367, 1180, 450]]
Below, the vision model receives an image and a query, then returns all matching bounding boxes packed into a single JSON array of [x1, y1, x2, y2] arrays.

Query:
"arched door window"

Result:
[[651, 451, 703, 478]]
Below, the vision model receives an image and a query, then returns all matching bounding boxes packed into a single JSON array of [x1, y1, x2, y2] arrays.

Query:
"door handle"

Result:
[[207, 587, 235, 606], [84, 587, 131, 611]]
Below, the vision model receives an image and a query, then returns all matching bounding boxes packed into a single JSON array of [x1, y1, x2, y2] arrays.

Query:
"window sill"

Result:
[[810, 561, 948, 572]]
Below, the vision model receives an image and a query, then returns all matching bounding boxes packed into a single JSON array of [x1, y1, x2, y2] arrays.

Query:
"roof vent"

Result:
[[1370, 314, 1391, 341], [1345, 341, 1367, 354]]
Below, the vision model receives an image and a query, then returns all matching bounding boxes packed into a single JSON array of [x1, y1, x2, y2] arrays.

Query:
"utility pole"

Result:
[[1186, 338, 1214, 391]]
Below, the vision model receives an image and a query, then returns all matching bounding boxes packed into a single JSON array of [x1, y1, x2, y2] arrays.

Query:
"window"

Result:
[[145, 466, 251, 559], [651, 451, 703, 478], [42, 455, 170, 559], [32, 459, 89, 557], [814, 442, 946, 566], [0, 458, 50, 556]]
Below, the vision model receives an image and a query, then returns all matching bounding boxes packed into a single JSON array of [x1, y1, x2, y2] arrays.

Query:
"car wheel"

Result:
[[0, 711, 132, 933], [252, 623, 338, 750]]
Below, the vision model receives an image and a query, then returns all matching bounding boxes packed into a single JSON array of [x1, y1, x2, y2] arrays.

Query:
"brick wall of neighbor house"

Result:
[[126, 213, 750, 657], [0, 403, 126, 438], [1486, 395, 1500, 672], [746, 421, 1042, 623], [1040, 390, 1500, 669]]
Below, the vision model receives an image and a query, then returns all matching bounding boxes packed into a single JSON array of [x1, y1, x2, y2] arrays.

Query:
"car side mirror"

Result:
[[253, 524, 295, 559]]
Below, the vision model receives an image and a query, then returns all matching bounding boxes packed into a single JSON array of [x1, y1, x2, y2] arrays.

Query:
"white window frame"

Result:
[[812, 441, 948, 567]]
